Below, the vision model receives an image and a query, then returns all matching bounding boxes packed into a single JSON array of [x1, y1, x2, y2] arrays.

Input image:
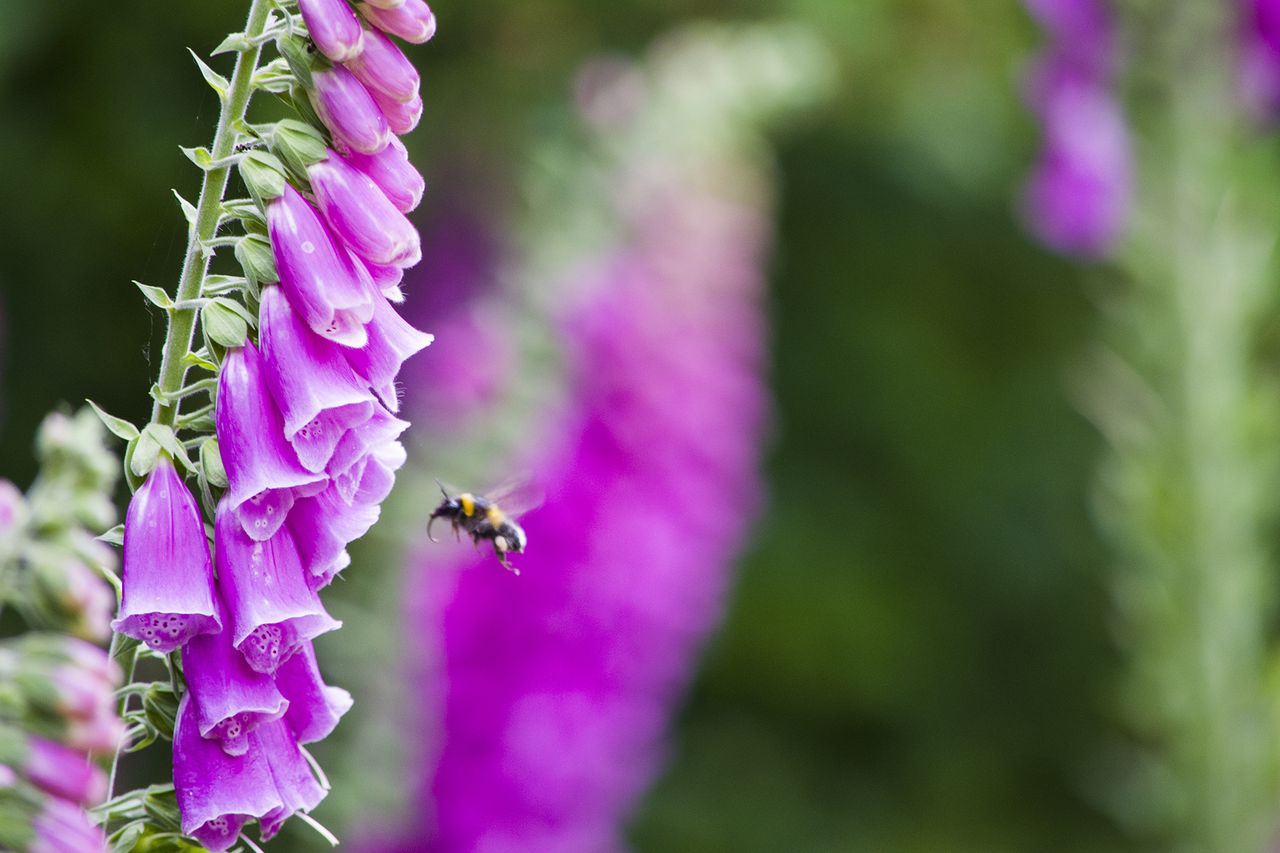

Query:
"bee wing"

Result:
[[484, 476, 545, 519]]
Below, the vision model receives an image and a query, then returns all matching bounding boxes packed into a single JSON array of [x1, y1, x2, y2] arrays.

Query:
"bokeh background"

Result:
[[0, 2, 1132, 851]]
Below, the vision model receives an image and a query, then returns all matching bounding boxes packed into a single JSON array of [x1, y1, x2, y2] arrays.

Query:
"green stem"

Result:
[[148, 0, 272, 429]]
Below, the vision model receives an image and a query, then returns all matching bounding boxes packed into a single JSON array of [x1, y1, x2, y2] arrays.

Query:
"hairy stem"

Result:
[[149, 0, 272, 429]]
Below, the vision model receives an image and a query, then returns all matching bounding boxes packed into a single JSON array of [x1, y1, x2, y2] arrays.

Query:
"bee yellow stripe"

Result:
[[460, 494, 475, 516], [486, 505, 506, 526]]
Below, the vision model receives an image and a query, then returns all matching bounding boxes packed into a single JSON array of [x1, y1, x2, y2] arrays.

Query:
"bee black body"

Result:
[[429, 489, 528, 573]]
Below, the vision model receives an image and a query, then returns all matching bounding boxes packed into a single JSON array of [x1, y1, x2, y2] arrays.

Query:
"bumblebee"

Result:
[[428, 480, 539, 574]]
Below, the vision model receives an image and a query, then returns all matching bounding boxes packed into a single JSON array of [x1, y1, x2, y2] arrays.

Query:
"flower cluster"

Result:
[[3, 409, 119, 644], [375, 24, 825, 850], [1020, 0, 1132, 257], [1243, 0, 1280, 117], [0, 634, 122, 852], [104, 1, 435, 849]]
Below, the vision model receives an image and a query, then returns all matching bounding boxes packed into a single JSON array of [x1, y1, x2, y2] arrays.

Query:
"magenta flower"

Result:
[[344, 294, 434, 412], [255, 719, 328, 841], [214, 506, 341, 675], [308, 152, 422, 267], [358, 0, 438, 44], [267, 184, 376, 347], [173, 693, 282, 852], [111, 456, 220, 653], [1243, 0, 1280, 117], [374, 90, 424, 135], [326, 406, 409, 503], [15, 736, 107, 806], [217, 341, 327, 541], [259, 285, 377, 473], [310, 64, 393, 155], [277, 640, 353, 744], [299, 0, 365, 63], [1021, 60, 1131, 258], [1020, 0, 1131, 256], [343, 136, 425, 214], [346, 26, 420, 103], [181, 594, 289, 756], [287, 482, 382, 586], [400, 210, 771, 852], [30, 796, 109, 853]]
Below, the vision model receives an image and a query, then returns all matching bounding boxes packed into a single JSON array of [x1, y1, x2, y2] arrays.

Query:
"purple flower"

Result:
[[374, 89, 424, 136], [259, 285, 377, 472], [308, 152, 422, 267], [358, 0, 438, 44], [182, 593, 289, 756], [1021, 57, 1131, 257], [399, 205, 771, 851], [111, 456, 220, 653], [15, 736, 107, 806], [30, 797, 109, 853], [268, 184, 376, 347], [217, 341, 327, 541], [346, 26, 420, 103], [327, 406, 409, 503], [299, 0, 365, 62], [173, 693, 282, 851], [343, 136, 426, 214], [310, 64, 393, 155], [214, 506, 341, 675], [1243, 0, 1280, 117], [1020, 0, 1131, 257], [255, 717, 328, 840], [277, 640, 353, 744], [362, 256, 408, 303], [288, 482, 383, 586], [344, 294, 434, 412]]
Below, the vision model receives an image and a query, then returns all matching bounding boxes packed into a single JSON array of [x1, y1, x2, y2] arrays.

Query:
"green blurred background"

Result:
[[0, 2, 1129, 850]]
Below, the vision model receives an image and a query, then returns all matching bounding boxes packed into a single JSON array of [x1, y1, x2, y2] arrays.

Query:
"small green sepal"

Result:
[[188, 48, 230, 98], [235, 233, 278, 285], [180, 146, 214, 170], [200, 438, 228, 489], [86, 400, 141, 442], [133, 281, 174, 311], [201, 299, 250, 348], [277, 33, 321, 89], [238, 150, 288, 205], [172, 190, 198, 227], [273, 119, 330, 177]]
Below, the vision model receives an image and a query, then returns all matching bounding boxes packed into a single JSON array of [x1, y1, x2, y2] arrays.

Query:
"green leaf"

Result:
[[187, 48, 229, 98], [182, 350, 220, 372], [87, 400, 141, 442], [201, 299, 249, 348], [133, 281, 173, 310], [200, 437, 228, 489], [96, 524, 125, 547], [179, 146, 213, 170], [212, 32, 251, 56], [235, 234, 278, 285], [172, 189, 198, 227]]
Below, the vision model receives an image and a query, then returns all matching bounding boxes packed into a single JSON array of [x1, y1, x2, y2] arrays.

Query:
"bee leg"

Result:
[[427, 516, 440, 543]]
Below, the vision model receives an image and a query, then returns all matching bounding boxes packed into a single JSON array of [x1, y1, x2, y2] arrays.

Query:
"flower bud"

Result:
[[341, 135, 425, 213], [309, 65, 391, 155], [267, 184, 375, 347], [345, 26, 419, 103], [358, 0, 437, 44], [0, 732, 107, 806], [374, 89, 423, 135], [299, 0, 365, 63], [308, 152, 421, 267]]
